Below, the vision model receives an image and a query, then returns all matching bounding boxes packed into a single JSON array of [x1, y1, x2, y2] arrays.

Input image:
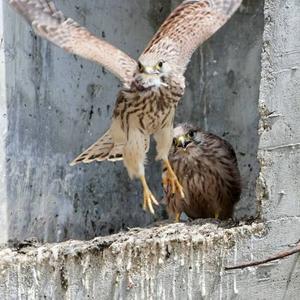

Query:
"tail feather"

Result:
[[70, 130, 123, 165]]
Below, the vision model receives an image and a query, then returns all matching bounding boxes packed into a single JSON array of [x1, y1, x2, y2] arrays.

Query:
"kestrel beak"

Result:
[[175, 135, 191, 149], [144, 66, 159, 75]]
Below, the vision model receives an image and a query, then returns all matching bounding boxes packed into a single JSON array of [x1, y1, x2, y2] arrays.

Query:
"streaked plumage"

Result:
[[164, 124, 241, 221], [9, 0, 242, 214]]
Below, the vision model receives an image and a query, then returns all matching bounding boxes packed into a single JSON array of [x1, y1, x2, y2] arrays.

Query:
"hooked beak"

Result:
[[143, 66, 159, 75], [174, 135, 192, 149]]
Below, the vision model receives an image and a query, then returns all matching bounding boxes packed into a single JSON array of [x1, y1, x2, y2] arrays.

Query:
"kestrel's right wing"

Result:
[[143, 0, 242, 73], [9, 0, 137, 85]]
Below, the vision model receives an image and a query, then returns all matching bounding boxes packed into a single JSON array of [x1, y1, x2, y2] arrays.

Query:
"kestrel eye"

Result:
[[138, 62, 144, 72], [172, 137, 177, 145], [188, 130, 195, 138], [157, 61, 164, 69]]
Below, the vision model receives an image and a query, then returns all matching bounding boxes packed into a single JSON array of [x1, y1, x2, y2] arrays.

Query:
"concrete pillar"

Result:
[[0, 1, 8, 244]]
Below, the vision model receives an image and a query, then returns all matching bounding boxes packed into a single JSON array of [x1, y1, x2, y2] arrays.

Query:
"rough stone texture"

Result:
[[0, 221, 269, 300], [258, 0, 300, 222], [0, 220, 299, 300], [0, 0, 263, 243], [0, 1, 8, 244]]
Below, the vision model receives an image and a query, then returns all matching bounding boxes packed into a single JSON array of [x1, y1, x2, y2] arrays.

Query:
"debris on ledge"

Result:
[[0, 221, 266, 299]]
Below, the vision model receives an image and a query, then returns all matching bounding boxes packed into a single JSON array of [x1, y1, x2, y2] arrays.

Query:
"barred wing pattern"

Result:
[[143, 0, 242, 72], [9, 0, 137, 85]]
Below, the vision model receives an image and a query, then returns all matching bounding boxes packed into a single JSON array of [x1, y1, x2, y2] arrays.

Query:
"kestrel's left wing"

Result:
[[8, 0, 137, 85], [142, 0, 242, 73]]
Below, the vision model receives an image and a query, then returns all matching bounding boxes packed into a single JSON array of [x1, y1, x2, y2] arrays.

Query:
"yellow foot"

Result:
[[175, 212, 181, 223], [140, 176, 159, 215], [214, 212, 220, 220], [163, 160, 185, 199]]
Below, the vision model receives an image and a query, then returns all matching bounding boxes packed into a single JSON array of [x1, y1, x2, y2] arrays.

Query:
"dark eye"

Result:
[[158, 61, 164, 68], [172, 137, 176, 145], [188, 130, 196, 138], [138, 61, 144, 72]]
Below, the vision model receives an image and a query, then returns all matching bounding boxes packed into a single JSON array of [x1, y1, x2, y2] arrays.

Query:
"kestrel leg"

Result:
[[162, 160, 185, 198], [175, 211, 181, 223], [123, 129, 158, 214], [154, 126, 185, 199], [140, 175, 159, 214]]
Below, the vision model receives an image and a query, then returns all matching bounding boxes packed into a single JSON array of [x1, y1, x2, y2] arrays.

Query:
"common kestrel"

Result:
[[9, 0, 242, 214], [164, 123, 241, 222]]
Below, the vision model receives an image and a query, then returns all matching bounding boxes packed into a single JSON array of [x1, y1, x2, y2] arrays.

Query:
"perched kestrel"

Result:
[[9, 0, 242, 214], [164, 123, 241, 222]]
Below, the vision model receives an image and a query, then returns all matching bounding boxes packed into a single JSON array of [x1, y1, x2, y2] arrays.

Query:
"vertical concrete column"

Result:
[[258, 0, 300, 220], [0, 2, 8, 244]]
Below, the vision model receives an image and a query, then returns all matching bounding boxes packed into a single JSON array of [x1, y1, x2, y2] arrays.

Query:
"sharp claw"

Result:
[[163, 160, 185, 199], [151, 194, 159, 206], [178, 185, 185, 199], [140, 175, 158, 214], [147, 198, 155, 215]]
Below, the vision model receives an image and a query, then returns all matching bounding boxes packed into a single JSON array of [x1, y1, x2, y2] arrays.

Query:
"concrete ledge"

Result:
[[0, 221, 267, 299]]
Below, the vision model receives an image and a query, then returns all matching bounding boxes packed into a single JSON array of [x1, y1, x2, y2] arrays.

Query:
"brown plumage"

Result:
[[164, 123, 241, 221], [9, 0, 242, 215]]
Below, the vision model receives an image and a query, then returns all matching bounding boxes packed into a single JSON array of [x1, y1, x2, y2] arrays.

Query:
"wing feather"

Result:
[[70, 130, 114, 165], [9, 0, 137, 84], [143, 0, 242, 72], [70, 131, 149, 165]]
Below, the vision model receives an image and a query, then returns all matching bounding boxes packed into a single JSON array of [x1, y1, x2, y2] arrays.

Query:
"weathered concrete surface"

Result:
[[0, 1, 8, 244], [257, 0, 300, 222], [0, 221, 266, 299], [0, 220, 299, 300], [0, 0, 263, 243]]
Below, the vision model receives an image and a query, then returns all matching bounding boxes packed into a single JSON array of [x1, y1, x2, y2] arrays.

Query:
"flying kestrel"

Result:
[[9, 0, 242, 214], [164, 123, 241, 222]]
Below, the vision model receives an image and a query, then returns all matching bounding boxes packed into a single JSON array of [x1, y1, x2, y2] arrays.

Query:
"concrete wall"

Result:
[[1, 0, 263, 243], [0, 0, 300, 299], [0, 1, 8, 244]]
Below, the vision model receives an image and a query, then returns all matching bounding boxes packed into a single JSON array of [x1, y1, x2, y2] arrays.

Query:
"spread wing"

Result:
[[143, 0, 242, 72], [9, 0, 137, 85]]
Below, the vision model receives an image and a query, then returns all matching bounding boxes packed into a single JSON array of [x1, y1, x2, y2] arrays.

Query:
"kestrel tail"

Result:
[[9, 0, 242, 215], [164, 123, 241, 222]]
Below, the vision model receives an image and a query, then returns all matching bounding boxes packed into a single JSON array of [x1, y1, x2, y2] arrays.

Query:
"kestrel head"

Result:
[[172, 123, 201, 148], [133, 52, 173, 92], [170, 123, 238, 168]]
